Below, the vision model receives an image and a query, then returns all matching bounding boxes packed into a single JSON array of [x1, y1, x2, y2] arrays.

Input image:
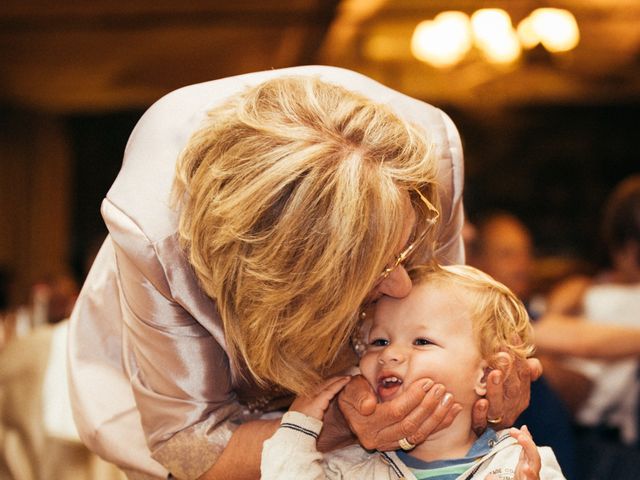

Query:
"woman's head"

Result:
[[173, 76, 439, 394]]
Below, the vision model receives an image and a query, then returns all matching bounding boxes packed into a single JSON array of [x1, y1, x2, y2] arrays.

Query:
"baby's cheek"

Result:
[[358, 355, 377, 384]]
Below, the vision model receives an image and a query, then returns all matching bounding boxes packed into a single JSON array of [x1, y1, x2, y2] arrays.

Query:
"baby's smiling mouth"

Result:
[[377, 374, 404, 400]]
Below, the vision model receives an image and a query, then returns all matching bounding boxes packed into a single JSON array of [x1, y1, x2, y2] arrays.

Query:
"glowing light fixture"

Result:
[[411, 7, 579, 68], [470, 9, 512, 46], [411, 11, 472, 68], [481, 30, 522, 64], [529, 8, 580, 52], [516, 16, 539, 49], [470, 9, 521, 64]]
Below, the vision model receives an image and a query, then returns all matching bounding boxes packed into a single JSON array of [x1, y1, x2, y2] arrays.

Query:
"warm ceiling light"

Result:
[[411, 7, 578, 68], [471, 8, 512, 47], [470, 9, 520, 64], [479, 30, 522, 64], [434, 10, 472, 47], [411, 12, 472, 68], [529, 8, 580, 52], [516, 16, 539, 49]]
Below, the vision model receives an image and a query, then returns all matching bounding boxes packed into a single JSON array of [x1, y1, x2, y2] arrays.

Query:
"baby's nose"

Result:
[[379, 345, 406, 364]]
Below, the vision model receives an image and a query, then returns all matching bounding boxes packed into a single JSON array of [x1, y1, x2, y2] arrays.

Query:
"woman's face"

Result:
[[365, 202, 417, 302]]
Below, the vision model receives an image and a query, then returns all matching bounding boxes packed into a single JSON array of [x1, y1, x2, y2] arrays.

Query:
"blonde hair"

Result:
[[410, 264, 534, 364], [173, 76, 440, 394]]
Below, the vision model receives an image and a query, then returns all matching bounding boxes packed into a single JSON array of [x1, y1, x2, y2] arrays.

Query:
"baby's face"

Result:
[[359, 282, 486, 406]]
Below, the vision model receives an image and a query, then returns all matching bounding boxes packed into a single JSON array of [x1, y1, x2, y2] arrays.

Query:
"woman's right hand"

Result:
[[337, 374, 461, 451]]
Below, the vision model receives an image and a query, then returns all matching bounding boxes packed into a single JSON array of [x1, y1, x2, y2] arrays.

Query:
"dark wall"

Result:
[[68, 111, 143, 281], [450, 102, 639, 266]]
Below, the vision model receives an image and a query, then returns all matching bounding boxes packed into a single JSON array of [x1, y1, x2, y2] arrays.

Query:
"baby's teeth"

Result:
[[382, 376, 400, 386]]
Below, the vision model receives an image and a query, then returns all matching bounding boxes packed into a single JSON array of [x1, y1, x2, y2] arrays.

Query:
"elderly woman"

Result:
[[68, 66, 537, 480]]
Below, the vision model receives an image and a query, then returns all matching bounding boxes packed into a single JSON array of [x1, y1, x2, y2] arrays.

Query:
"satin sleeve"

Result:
[[103, 199, 248, 479]]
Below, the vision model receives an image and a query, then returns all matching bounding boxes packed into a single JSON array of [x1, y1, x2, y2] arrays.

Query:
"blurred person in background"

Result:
[[535, 174, 640, 479], [0, 272, 125, 480], [467, 211, 577, 480]]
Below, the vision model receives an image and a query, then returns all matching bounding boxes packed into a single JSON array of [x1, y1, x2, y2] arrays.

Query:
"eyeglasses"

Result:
[[375, 189, 439, 284], [376, 228, 427, 283]]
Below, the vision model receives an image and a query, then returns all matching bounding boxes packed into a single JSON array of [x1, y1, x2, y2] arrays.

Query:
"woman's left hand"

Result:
[[472, 353, 543, 434]]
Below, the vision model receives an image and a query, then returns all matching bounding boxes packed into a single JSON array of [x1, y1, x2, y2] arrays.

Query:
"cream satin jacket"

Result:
[[67, 65, 466, 480]]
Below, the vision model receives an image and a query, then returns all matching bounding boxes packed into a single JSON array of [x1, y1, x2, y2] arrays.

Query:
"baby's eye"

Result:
[[370, 338, 389, 347], [413, 338, 432, 346]]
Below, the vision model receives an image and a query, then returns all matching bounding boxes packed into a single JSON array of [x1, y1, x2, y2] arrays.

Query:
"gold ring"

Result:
[[398, 437, 416, 451], [487, 416, 503, 425]]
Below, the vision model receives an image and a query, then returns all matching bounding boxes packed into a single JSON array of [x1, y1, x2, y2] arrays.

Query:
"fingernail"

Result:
[[492, 374, 501, 385], [434, 385, 444, 398], [441, 393, 453, 407], [422, 379, 434, 391]]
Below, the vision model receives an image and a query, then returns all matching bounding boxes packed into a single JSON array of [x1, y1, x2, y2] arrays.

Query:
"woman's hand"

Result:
[[337, 374, 461, 451], [472, 353, 543, 434]]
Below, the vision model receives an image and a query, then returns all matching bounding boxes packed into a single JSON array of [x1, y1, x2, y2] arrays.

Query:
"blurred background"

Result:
[[0, 1, 639, 478], [0, 0, 638, 308]]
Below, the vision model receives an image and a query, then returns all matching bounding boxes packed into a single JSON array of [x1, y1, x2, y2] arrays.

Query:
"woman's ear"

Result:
[[474, 359, 490, 396]]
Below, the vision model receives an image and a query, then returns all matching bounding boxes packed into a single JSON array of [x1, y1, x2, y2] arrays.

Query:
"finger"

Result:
[[485, 369, 504, 425], [384, 378, 434, 420], [320, 376, 352, 395], [406, 386, 455, 443], [507, 356, 532, 416], [377, 384, 452, 449], [517, 458, 538, 480], [513, 426, 541, 478], [471, 398, 489, 435], [519, 464, 536, 480], [493, 351, 513, 377], [432, 402, 462, 434], [316, 376, 352, 403], [342, 378, 433, 451], [527, 358, 543, 382], [364, 379, 434, 449], [520, 426, 541, 473], [365, 385, 440, 450], [503, 353, 523, 402], [513, 355, 532, 392], [338, 374, 378, 417]]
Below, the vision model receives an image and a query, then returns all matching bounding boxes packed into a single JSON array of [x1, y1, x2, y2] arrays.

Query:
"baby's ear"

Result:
[[488, 351, 514, 378], [475, 352, 515, 396], [474, 359, 490, 396]]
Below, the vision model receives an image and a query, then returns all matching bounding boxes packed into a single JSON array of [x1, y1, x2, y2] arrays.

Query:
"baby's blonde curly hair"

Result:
[[410, 264, 535, 364]]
